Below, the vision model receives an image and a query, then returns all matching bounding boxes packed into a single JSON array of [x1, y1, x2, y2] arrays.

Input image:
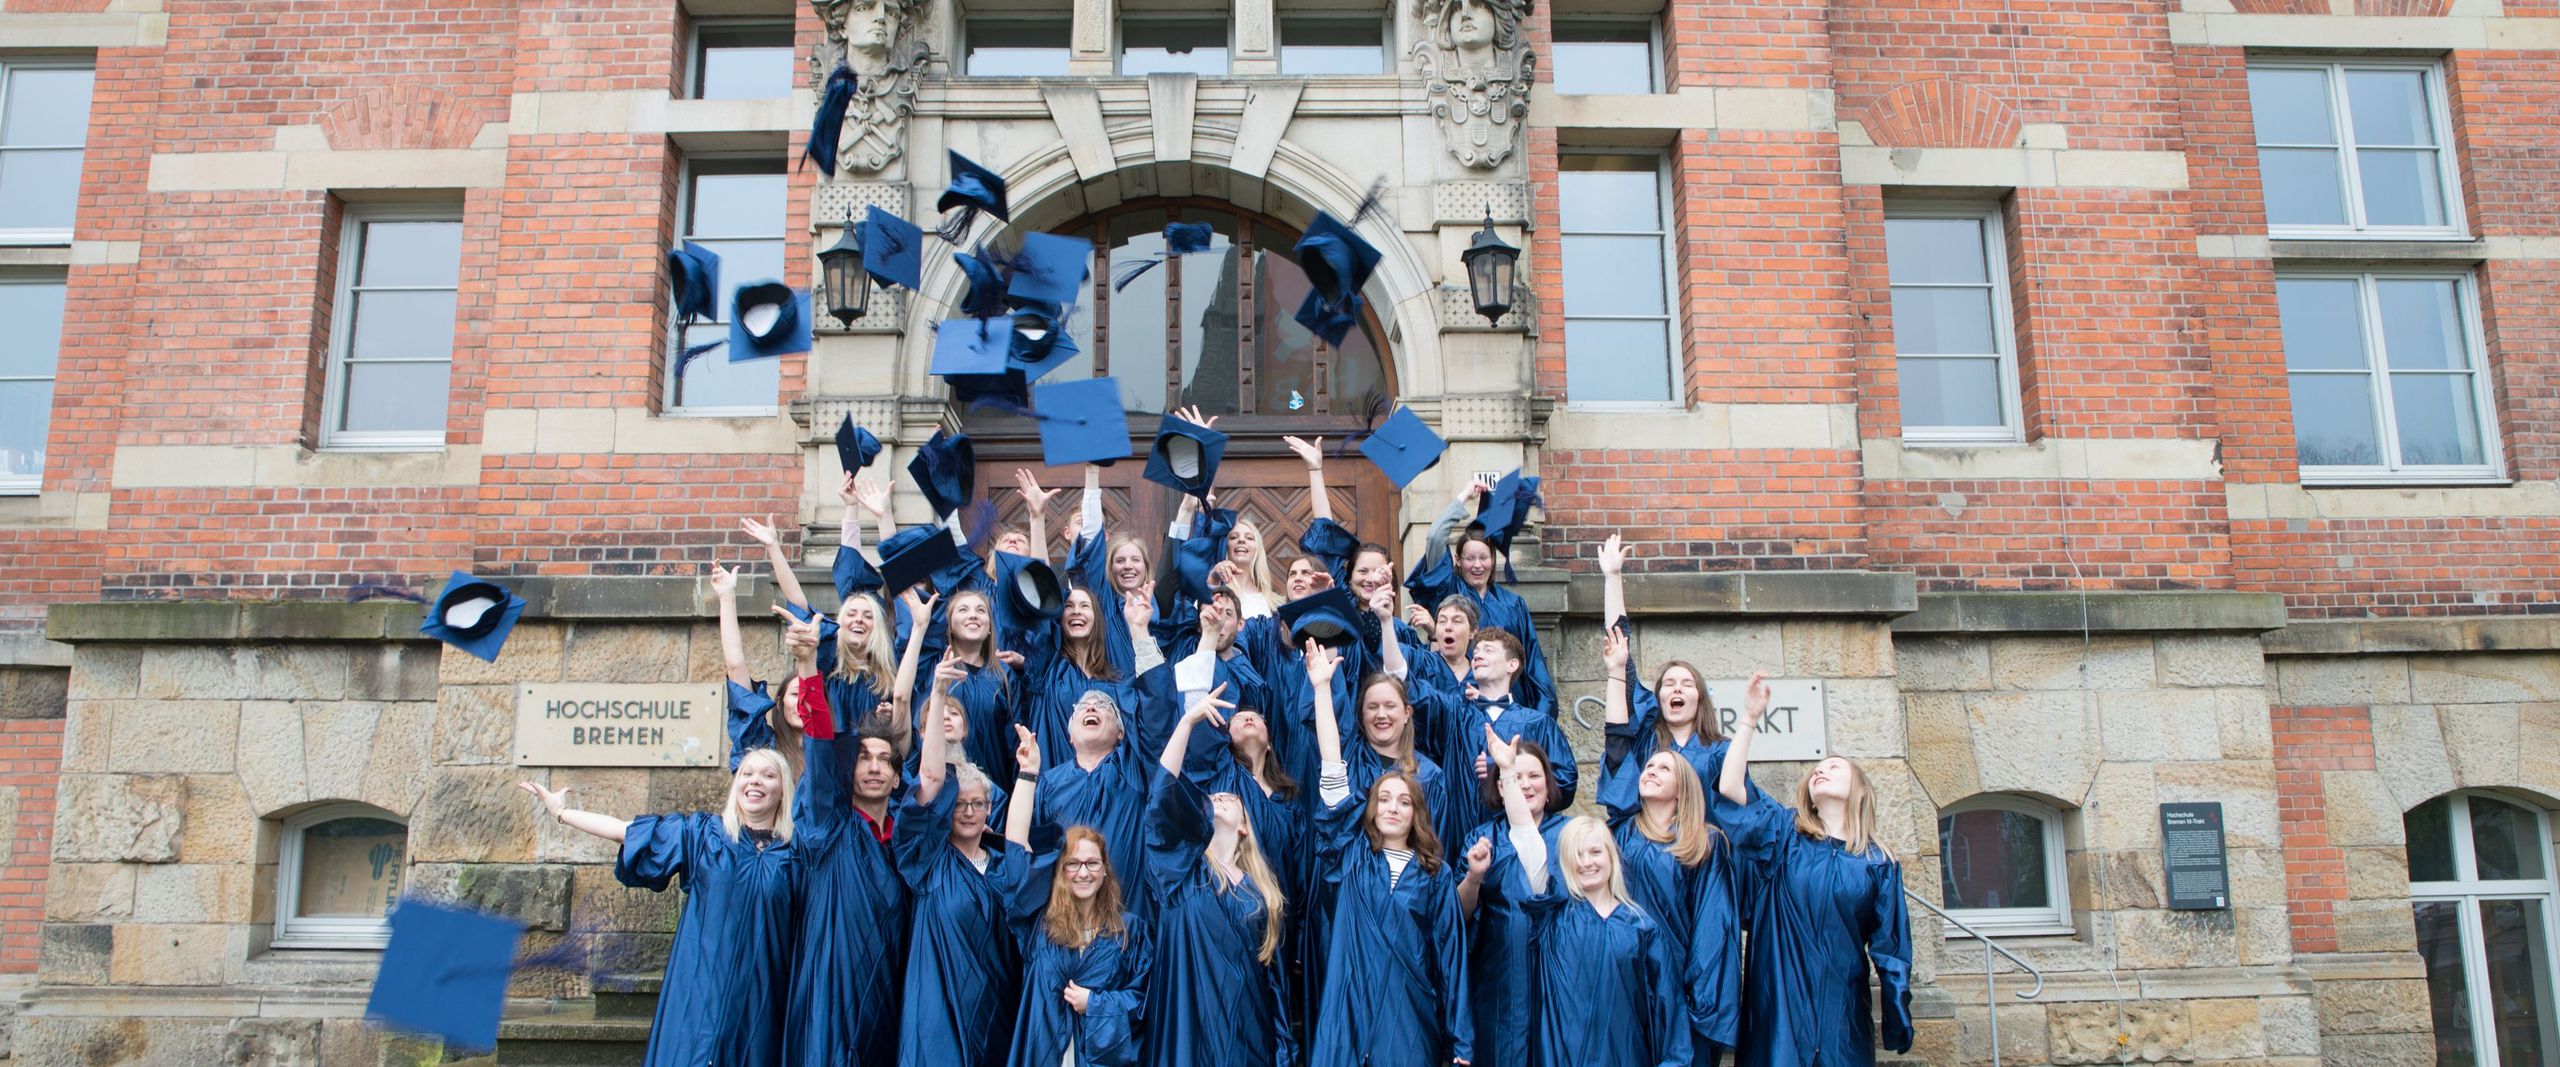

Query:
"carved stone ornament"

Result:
[[810, 0, 934, 176], [1411, 0, 1536, 169]]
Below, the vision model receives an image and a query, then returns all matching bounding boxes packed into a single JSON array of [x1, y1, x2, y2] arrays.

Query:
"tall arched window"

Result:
[[2405, 791, 2560, 1066], [1937, 794, 2073, 936]]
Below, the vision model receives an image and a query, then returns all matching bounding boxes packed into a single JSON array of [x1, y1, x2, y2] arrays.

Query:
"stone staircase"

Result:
[[487, 974, 656, 1065]]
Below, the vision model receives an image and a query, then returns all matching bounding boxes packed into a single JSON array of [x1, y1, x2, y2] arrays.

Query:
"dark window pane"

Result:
[[1551, 22, 1652, 94], [696, 25, 795, 100], [966, 22, 1073, 76], [1938, 808, 2052, 911], [1175, 232, 1242, 415], [2478, 898, 2558, 1066], [1281, 20, 1385, 74], [298, 817, 406, 919], [2467, 795, 2544, 882], [1121, 19, 1228, 76], [1107, 220, 1170, 414], [2406, 795, 2457, 882], [2414, 899, 2479, 1066], [1252, 248, 1386, 415], [2286, 373, 2383, 468]]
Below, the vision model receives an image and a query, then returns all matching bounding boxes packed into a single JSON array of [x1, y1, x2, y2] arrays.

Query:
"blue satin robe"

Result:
[[895, 782, 1028, 1067], [1309, 785, 1473, 1067], [1597, 761, 1743, 1059], [785, 729, 911, 1066], [1406, 664, 1579, 839], [1030, 743, 1153, 896], [1712, 791, 1915, 1066], [908, 654, 1023, 787], [1004, 851, 1152, 1067], [613, 813, 800, 1067], [1527, 892, 1693, 1067], [1403, 552, 1556, 713], [1461, 814, 1569, 1067], [1066, 528, 1142, 681], [1142, 768, 1296, 1067]]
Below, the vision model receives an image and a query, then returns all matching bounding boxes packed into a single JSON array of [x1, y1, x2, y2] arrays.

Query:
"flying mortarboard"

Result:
[[804, 63, 859, 177], [1009, 310, 1081, 384], [1473, 468, 1543, 569], [907, 428, 976, 520], [879, 526, 966, 597], [364, 898, 527, 1055], [423, 572, 528, 663], [1143, 413, 1228, 498], [1356, 405, 1446, 489], [1110, 221, 1219, 291], [953, 249, 1011, 319], [932, 317, 1013, 378], [993, 551, 1066, 621], [833, 416, 882, 475], [936, 150, 1010, 244], [1277, 587, 1363, 649], [666, 241, 720, 328], [1007, 232, 1094, 310], [728, 282, 813, 361], [861, 207, 924, 292], [1291, 210, 1384, 348], [1029, 376, 1132, 467]]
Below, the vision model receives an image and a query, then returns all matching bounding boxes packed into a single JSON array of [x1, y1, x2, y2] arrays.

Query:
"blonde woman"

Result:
[[1144, 684, 1295, 1067], [517, 749, 800, 1067], [1596, 749, 1742, 1063], [1520, 815, 1692, 1067], [1714, 672, 1915, 1067], [1207, 516, 1279, 618]]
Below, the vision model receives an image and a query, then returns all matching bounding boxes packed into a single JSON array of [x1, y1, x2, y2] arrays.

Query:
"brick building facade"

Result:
[[0, 0, 2556, 1061]]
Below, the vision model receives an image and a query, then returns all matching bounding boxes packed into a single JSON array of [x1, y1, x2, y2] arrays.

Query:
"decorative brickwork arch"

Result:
[[1857, 80, 2024, 150], [320, 85, 483, 151]]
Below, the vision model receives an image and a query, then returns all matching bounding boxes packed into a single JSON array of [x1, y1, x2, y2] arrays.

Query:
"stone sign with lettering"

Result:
[[515, 683, 725, 767], [1705, 678, 1830, 762]]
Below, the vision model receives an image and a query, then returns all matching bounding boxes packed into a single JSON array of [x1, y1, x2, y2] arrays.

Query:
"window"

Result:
[[692, 21, 795, 99], [1280, 17, 1387, 75], [672, 159, 787, 411], [964, 20, 1073, 76], [1550, 20, 1657, 95], [1120, 18, 1228, 76], [2277, 270, 2497, 483], [2248, 60, 2464, 239], [274, 803, 408, 950], [322, 209, 463, 450], [1937, 795, 2072, 936], [0, 61, 95, 243], [0, 278, 64, 493], [2406, 792, 2560, 1067], [1886, 204, 2022, 443], [1560, 154, 1678, 405]]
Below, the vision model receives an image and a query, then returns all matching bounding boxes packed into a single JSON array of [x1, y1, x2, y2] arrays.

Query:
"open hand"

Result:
[[517, 781, 568, 821], [708, 562, 738, 598]]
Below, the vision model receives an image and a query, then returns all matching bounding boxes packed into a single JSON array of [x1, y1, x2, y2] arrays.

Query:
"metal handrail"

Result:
[[1905, 889, 2045, 1067], [1571, 694, 1603, 731]]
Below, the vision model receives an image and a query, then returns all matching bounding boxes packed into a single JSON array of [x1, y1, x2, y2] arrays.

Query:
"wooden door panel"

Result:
[[970, 453, 1398, 571]]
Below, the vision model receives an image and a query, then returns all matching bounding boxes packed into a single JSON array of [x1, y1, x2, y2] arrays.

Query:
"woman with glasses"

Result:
[[895, 659, 1031, 1067], [1002, 729, 1152, 1067]]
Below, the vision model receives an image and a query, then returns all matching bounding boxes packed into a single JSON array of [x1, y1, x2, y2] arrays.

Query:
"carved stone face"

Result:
[[1450, 0, 1497, 50], [847, 0, 893, 54]]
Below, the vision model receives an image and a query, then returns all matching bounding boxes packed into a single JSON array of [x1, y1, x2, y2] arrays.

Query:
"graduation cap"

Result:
[[423, 573, 527, 663], [1278, 587, 1363, 649], [1007, 232, 1093, 311], [1030, 376, 1132, 467], [936, 150, 1010, 244], [1009, 310, 1080, 384], [907, 428, 976, 520], [993, 551, 1065, 621], [933, 317, 1013, 378], [728, 282, 813, 361], [1143, 413, 1228, 498], [879, 526, 965, 597], [1292, 210, 1384, 348], [1111, 221, 1219, 291], [1356, 405, 1446, 489], [1171, 507, 1235, 604], [834, 416, 882, 475], [804, 63, 859, 177], [666, 240, 720, 328], [861, 207, 924, 292], [948, 368, 1032, 407], [364, 898, 527, 1055], [1473, 468, 1543, 567], [953, 249, 1010, 319]]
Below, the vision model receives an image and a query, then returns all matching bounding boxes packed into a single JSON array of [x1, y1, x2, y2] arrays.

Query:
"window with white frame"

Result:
[[1937, 795, 2072, 936], [2277, 270, 2498, 483], [671, 159, 786, 411], [2247, 60, 2465, 239], [963, 19, 1073, 76], [2405, 791, 2560, 1067], [1550, 20, 1658, 95], [1120, 17, 1229, 76], [0, 277, 65, 493], [321, 209, 462, 450], [1560, 154, 1678, 405], [1886, 204, 2022, 442], [274, 803, 408, 950], [0, 61, 94, 243], [692, 20, 795, 100], [1280, 16, 1387, 75]]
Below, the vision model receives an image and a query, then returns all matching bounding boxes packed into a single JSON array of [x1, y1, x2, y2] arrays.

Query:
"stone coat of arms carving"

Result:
[[1411, 0, 1536, 169], [810, 0, 934, 176]]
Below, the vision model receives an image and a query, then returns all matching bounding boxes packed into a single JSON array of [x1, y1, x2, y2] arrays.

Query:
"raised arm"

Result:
[[1158, 683, 1231, 779], [518, 780, 630, 843], [1487, 725, 1549, 895], [1284, 435, 1331, 522], [1599, 532, 1628, 630], [743, 515, 810, 613], [1005, 725, 1040, 852], [1305, 641, 1345, 770], [710, 562, 753, 688], [1077, 464, 1104, 547], [1716, 670, 1770, 806], [857, 475, 895, 549], [1014, 469, 1057, 561], [1421, 476, 1489, 564], [1124, 582, 1166, 675], [1601, 624, 1630, 728], [916, 658, 967, 803]]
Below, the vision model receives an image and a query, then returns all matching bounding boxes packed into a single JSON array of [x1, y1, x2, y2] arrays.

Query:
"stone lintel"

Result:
[[1892, 590, 2288, 636], [44, 576, 791, 642], [0, 635, 73, 668], [1573, 570, 1919, 617], [2261, 615, 2560, 658]]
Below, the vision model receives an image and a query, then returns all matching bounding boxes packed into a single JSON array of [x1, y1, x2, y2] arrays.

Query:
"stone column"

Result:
[[1069, 0, 1116, 75]]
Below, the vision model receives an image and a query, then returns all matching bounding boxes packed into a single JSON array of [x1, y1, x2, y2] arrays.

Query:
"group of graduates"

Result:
[[513, 412, 1915, 1067]]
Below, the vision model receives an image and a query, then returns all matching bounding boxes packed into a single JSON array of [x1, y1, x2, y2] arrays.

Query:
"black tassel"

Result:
[[347, 583, 428, 605], [935, 206, 981, 247], [802, 64, 859, 177], [1347, 175, 1391, 227], [672, 339, 726, 378], [1111, 256, 1167, 292]]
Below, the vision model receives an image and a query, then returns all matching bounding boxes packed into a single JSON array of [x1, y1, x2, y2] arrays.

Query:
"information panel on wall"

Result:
[[2160, 801, 2231, 910], [1705, 678, 1829, 763], [515, 683, 725, 768]]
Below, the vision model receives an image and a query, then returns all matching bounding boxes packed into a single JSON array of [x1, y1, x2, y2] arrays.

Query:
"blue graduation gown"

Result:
[[1528, 893, 1693, 1067], [1066, 530, 1142, 680], [1404, 552, 1556, 713], [1142, 768, 1296, 1067], [909, 654, 1023, 786], [1712, 791, 1915, 1067], [1021, 635, 1143, 769], [1030, 744, 1153, 895], [1309, 785, 1473, 1067], [1461, 814, 1569, 1067], [1407, 666, 1579, 839], [1005, 851, 1152, 1067], [726, 680, 779, 772], [614, 813, 800, 1067], [787, 728, 911, 1067], [895, 782, 1029, 1067], [1603, 623, 1753, 832], [1346, 745, 1465, 874], [1597, 763, 1742, 1058], [1134, 651, 1267, 784]]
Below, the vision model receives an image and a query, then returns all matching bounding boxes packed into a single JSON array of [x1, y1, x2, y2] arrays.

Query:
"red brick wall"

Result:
[[0, 721, 63, 973], [2271, 704, 2378, 953]]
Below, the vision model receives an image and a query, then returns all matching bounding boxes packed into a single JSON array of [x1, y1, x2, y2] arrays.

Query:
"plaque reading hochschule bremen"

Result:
[[515, 683, 725, 768]]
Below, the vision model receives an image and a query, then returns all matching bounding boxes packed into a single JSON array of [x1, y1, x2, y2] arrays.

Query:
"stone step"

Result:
[[589, 971, 661, 1020], [494, 1002, 650, 1067]]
